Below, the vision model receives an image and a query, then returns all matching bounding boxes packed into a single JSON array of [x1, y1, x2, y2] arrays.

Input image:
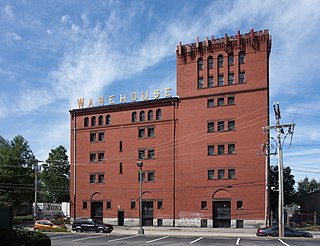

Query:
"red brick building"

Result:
[[70, 29, 271, 228]]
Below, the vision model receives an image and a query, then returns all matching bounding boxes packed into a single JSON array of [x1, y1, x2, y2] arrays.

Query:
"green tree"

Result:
[[0, 135, 34, 207], [297, 177, 320, 196], [269, 165, 296, 211], [40, 146, 70, 202]]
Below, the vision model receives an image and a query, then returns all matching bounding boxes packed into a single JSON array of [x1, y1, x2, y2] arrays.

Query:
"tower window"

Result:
[[228, 73, 234, 85], [208, 76, 214, 88], [148, 110, 153, 121], [218, 75, 224, 86], [208, 56, 213, 69], [156, 109, 162, 120], [218, 55, 224, 67], [106, 115, 111, 125], [91, 116, 96, 126], [198, 58, 204, 70], [84, 117, 89, 127], [140, 111, 145, 121], [198, 77, 204, 89], [228, 54, 234, 65], [239, 52, 245, 64], [98, 115, 103, 126], [239, 72, 245, 83], [132, 112, 137, 122]]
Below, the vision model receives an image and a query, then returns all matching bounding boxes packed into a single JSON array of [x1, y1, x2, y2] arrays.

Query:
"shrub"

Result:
[[0, 228, 51, 246]]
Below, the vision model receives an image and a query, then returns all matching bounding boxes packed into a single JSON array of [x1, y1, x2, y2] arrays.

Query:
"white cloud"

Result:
[[61, 15, 71, 24], [9, 32, 22, 41], [0, 67, 15, 80], [4, 5, 13, 17], [46, 29, 53, 36]]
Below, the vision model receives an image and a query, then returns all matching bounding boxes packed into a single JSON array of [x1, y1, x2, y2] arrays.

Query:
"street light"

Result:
[[136, 161, 144, 235]]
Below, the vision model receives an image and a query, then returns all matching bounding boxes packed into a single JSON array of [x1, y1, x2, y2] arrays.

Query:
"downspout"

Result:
[[73, 113, 77, 220]]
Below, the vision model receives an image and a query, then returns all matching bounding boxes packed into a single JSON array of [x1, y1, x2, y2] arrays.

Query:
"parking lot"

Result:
[[48, 233, 320, 246]]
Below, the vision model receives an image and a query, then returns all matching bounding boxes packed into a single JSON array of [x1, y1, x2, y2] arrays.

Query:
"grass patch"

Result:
[[13, 215, 34, 223]]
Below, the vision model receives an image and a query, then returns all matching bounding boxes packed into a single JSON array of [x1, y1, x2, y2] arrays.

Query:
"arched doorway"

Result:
[[91, 192, 103, 223], [212, 189, 231, 228]]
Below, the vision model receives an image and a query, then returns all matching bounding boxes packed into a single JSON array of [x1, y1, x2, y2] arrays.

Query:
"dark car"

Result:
[[257, 225, 312, 238], [72, 218, 113, 233]]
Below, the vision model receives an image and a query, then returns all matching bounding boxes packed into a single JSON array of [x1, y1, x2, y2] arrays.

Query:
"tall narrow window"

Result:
[[98, 152, 104, 161], [98, 174, 104, 183], [218, 121, 224, 132], [228, 73, 234, 85], [207, 99, 214, 108], [106, 115, 111, 125], [228, 97, 235, 105], [83, 201, 87, 209], [84, 117, 89, 127], [218, 169, 225, 179], [218, 75, 224, 86], [218, 145, 225, 155], [148, 172, 155, 182], [208, 76, 214, 88], [119, 141, 123, 152], [208, 122, 214, 133], [140, 111, 145, 121], [90, 175, 96, 184], [201, 201, 208, 209], [198, 58, 204, 70], [228, 54, 234, 65], [106, 201, 111, 209], [90, 153, 96, 162], [148, 110, 153, 121], [208, 145, 214, 156], [208, 170, 214, 180], [239, 72, 245, 83], [138, 149, 145, 160], [228, 120, 235, 131], [119, 162, 123, 174], [90, 133, 96, 142], [208, 56, 213, 69], [98, 132, 104, 141], [98, 115, 103, 126], [91, 116, 96, 127], [148, 149, 155, 159], [157, 200, 163, 209], [218, 98, 224, 106], [239, 52, 245, 64], [156, 109, 162, 120], [132, 112, 137, 122], [131, 200, 136, 209], [228, 144, 235, 154], [198, 77, 204, 89], [138, 129, 145, 138], [148, 128, 155, 138], [228, 169, 236, 179], [218, 55, 224, 67]]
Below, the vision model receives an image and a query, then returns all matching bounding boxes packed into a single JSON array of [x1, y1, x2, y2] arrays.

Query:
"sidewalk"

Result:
[[112, 226, 257, 237]]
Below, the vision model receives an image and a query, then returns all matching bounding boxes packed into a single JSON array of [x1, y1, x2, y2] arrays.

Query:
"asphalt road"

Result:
[[48, 233, 320, 246]]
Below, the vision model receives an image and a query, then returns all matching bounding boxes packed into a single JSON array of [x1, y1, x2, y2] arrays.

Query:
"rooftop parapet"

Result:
[[177, 29, 271, 57]]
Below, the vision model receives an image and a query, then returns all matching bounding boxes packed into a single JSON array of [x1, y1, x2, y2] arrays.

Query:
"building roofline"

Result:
[[69, 97, 179, 115]]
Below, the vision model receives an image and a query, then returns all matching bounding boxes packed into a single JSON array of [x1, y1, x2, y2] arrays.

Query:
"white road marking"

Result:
[[236, 237, 241, 245], [278, 238, 290, 246], [50, 234, 77, 240], [108, 235, 139, 242], [72, 234, 107, 242], [147, 236, 169, 243], [190, 237, 203, 244]]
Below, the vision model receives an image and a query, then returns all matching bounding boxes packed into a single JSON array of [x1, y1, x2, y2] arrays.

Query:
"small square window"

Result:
[[228, 120, 235, 131], [218, 145, 225, 155], [157, 200, 163, 209], [218, 169, 225, 180], [90, 174, 96, 184], [201, 201, 207, 209], [90, 133, 96, 142], [106, 201, 111, 209], [218, 121, 224, 132], [218, 98, 224, 106], [208, 76, 214, 88], [207, 99, 214, 108], [218, 75, 224, 86], [98, 153, 104, 161], [98, 174, 104, 183], [228, 144, 235, 154], [208, 122, 214, 133], [138, 149, 145, 160], [228, 97, 235, 105], [138, 129, 145, 138], [148, 172, 155, 182], [228, 169, 236, 179], [148, 128, 155, 138], [83, 201, 87, 209], [90, 153, 96, 162], [208, 169, 214, 180], [208, 145, 214, 156], [148, 149, 155, 159], [131, 200, 136, 209], [237, 201, 243, 210]]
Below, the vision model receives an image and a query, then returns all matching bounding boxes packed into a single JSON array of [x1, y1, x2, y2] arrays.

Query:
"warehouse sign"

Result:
[[77, 88, 172, 109]]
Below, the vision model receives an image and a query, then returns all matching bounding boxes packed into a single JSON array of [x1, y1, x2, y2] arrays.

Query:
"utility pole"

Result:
[[32, 157, 42, 221], [263, 102, 295, 238]]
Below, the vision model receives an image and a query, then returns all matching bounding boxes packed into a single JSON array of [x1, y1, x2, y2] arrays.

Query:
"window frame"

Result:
[[228, 120, 235, 131], [208, 122, 214, 133], [98, 152, 105, 162], [218, 74, 224, 86], [218, 145, 225, 155], [208, 169, 214, 180], [228, 97, 235, 105], [218, 121, 225, 132], [156, 109, 162, 120], [98, 132, 105, 141], [228, 54, 234, 66], [140, 111, 145, 121], [98, 174, 104, 183], [138, 128, 145, 138], [89, 174, 96, 184], [218, 169, 225, 180], [239, 72, 245, 83], [198, 77, 204, 89], [228, 169, 236, 180], [148, 127, 155, 138], [217, 98, 224, 106], [228, 144, 236, 154], [218, 55, 224, 67], [132, 112, 137, 122], [208, 76, 214, 88], [90, 133, 97, 142], [138, 149, 145, 160], [198, 58, 204, 70], [201, 201, 208, 210], [208, 56, 213, 69], [208, 145, 214, 156], [228, 73, 234, 85], [207, 99, 214, 108]]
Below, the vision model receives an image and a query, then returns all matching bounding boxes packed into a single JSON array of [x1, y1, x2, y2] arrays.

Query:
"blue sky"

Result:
[[1, 0, 320, 187]]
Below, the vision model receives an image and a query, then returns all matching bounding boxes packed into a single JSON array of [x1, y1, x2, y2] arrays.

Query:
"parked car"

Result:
[[72, 218, 113, 233], [257, 225, 313, 237], [34, 219, 61, 231]]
